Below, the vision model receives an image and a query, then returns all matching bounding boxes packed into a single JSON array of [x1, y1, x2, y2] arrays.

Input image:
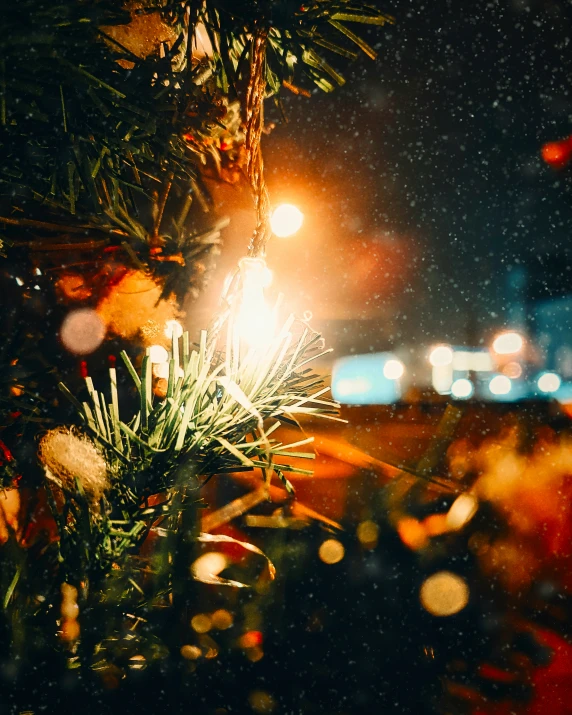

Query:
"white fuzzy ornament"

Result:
[[39, 427, 109, 505]]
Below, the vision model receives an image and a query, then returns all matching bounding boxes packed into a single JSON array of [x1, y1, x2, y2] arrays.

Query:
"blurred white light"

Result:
[[164, 320, 183, 340], [383, 359, 404, 380], [149, 345, 169, 363], [153, 362, 170, 379], [429, 345, 453, 367], [235, 257, 274, 348], [270, 204, 304, 238], [452, 351, 471, 371], [335, 377, 372, 397], [451, 378, 473, 399], [492, 331, 523, 355], [537, 372, 561, 394], [489, 374, 512, 395], [446, 493, 478, 531], [432, 364, 454, 394]]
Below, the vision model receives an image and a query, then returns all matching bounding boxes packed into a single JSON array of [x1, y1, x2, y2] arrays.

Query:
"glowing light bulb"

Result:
[[492, 331, 523, 355], [537, 372, 561, 394], [235, 257, 274, 348], [429, 345, 453, 367], [270, 204, 304, 238], [383, 359, 405, 380]]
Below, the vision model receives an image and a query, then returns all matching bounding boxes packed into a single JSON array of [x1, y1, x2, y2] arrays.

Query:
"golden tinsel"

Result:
[[96, 270, 180, 347], [39, 427, 109, 506], [100, 2, 178, 62]]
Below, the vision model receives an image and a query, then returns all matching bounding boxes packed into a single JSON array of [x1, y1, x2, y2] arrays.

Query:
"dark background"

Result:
[[250, 0, 572, 355]]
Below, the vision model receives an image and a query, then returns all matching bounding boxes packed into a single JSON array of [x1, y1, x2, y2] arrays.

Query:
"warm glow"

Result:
[[191, 613, 212, 633], [270, 203, 304, 238], [318, 539, 345, 564], [537, 372, 561, 393], [492, 331, 523, 355], [383, 359, 405, 380], [235, 257, 275, 348], [164, 320, 183, 340], [191, 552, 228, 582], [451, 378, 473, 399], [420, 571, 469, 617], [429, 345, 453, 367], [357, 520, 379, 548], [148, 344, 169, 363], [503, 361, 522, 379], [446, 493, 478, 531], [489, 374, 512, 395]]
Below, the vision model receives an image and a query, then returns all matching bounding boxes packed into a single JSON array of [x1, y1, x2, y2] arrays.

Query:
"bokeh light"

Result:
[[451, 378, 473, 399], [149, 344, 169, 363], [357, 520, 380, 549], [537, 372, 561, 394], [489, 374, 512, 395], [318, 539, 345, 564], [503, 361, 523, 379], [446, 493, 478, 531], [383, 359, 405, 380], [420, 571, 469, 617], [270, 203, 304, 237], [164, 320, 183, 340], [191, 552, 227, 583], [60, 309, 106, 355], [492, 331, 523, 355], [191, 613, 212, 633], [429, 345, 453, 367]]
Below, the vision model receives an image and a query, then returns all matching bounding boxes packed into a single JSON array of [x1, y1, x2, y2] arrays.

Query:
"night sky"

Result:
[[259, 0, 572, 353]]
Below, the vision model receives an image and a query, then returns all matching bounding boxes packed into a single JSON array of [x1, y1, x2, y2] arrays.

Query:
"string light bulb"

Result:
[[270, 203, 304, 238], [235, 257, 274, 348]]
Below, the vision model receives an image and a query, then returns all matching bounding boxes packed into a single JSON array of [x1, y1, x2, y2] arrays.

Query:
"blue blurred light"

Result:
[[332, 353, 402, 405]]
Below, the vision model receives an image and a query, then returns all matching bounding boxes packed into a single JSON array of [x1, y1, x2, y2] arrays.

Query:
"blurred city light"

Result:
[[537, 371, 561, 394], [451, 378, 473, 399], [489, 374, 512, 395], [429, 345, 453, 367], [332, 353, 402, 404], [383, 359, 405, 380], [270, 203, 304, 237], [492, 331, 523, 355]]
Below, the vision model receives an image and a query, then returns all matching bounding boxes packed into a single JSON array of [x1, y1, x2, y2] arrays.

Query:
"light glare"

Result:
[[270, 204, 304, 238]]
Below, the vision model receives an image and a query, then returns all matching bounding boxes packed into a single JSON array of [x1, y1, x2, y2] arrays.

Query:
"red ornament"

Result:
[[541, 136, 572, 168]]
